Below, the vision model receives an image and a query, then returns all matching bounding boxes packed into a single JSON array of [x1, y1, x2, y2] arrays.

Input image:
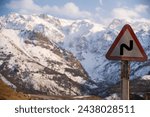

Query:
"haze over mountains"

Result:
[[0, 13, 150, 98]]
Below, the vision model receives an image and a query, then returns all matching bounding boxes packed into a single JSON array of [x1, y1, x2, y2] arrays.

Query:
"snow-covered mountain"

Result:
[[0, 13, 90, 96], [0, 13, 150, 96], [60, 18, 150, 83]]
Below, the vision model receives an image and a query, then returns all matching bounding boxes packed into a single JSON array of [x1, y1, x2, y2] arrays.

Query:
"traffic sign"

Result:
[[106, 24, 147, 61], [106, 24, 148, 100]]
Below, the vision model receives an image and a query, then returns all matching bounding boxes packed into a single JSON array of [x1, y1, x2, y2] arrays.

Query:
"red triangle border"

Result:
[[106, 24, 148, 61]]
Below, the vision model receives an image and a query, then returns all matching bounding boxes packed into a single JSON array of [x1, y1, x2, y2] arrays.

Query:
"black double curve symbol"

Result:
[[120, 40, 133, 55]]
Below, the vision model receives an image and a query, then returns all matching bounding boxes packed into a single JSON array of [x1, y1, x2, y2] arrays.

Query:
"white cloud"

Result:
[[112, 7, 140, 21], [6, 0, 150, 24], [134, 4, 149, 13], [6, 0, 91, 19], [112, 4, 149, 21], [6, 0, 41, 12], [51, 2, 91, 19]]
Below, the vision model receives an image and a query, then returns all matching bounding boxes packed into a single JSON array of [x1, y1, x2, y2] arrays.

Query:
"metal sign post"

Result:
[[106, 24, 147, 100], [121, 60, 130, 100]]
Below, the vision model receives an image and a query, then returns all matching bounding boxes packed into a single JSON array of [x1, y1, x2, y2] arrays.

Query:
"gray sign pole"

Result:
[[121, 60, 130, 100]]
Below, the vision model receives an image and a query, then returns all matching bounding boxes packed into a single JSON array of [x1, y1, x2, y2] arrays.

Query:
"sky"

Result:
[[0, 0, 150, 24]]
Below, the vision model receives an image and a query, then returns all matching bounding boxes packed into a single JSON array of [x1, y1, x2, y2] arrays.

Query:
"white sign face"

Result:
[[106, 24, 147, 61], [110, 30, 143, 57]]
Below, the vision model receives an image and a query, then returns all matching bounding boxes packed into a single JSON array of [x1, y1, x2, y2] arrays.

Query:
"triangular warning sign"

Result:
[[106, 24, 147, 61]]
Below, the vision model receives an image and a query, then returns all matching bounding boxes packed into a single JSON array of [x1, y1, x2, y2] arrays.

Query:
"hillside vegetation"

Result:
[[0, 79, 29, 100]]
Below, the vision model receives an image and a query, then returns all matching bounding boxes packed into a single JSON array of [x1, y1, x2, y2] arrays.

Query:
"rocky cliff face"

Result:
[[105, 75, 150, 100], [0, 14, 90, 95]]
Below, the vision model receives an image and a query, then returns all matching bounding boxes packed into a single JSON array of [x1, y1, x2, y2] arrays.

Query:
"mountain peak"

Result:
[[0, 13, 150, 97]]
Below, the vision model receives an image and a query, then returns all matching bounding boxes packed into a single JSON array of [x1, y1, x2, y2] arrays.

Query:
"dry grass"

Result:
[[0, 79, 29, 100]]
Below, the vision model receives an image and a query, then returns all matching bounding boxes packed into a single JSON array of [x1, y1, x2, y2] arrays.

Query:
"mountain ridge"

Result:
[[0, 13, 150, 97]]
